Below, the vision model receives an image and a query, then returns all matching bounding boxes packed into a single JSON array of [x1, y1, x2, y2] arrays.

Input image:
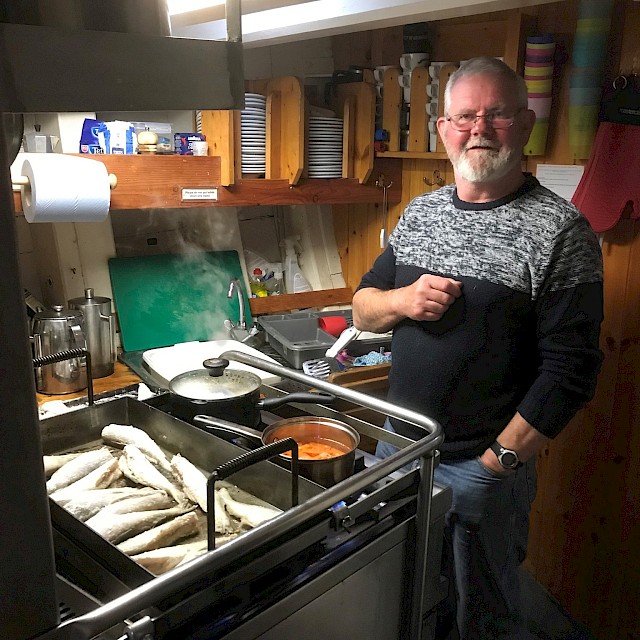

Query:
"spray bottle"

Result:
[[281, 236, 312, 294]]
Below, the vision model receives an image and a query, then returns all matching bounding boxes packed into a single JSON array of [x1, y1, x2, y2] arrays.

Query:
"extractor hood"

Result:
[[0, 0, 245, 113]]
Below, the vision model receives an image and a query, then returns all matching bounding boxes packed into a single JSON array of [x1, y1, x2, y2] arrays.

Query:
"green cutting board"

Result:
[[108, 251, 251, 353]]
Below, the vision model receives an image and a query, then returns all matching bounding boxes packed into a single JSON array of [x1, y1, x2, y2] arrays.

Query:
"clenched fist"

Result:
[[400, 274, 463, 321]]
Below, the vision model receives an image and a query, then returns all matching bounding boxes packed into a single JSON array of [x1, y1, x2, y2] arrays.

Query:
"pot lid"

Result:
[[169, 358, 261, 401], [34, 305, 83, 322], [68, 288, 111, 307]]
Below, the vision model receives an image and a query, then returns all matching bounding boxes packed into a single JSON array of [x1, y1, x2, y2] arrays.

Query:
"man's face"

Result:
[[436, 73, 533, 184]]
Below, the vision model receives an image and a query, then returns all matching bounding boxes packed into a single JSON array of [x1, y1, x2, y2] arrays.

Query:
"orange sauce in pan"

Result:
[[279, 439, 350, 460]]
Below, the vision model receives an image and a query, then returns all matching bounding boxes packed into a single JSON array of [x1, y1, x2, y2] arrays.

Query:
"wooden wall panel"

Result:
[[332, 2, 639, 637]]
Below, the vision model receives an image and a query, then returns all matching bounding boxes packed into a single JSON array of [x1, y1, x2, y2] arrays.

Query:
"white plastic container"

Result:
[[282, 237, 312, 294]]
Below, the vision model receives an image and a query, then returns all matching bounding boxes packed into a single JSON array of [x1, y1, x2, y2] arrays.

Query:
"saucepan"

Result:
[[193, 412, 360, 487], [169, 358, 335, 427]]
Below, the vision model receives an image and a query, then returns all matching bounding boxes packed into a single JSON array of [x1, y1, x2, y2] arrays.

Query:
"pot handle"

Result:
[[205, 436, 299, 550], [259, 391, 335, 410], [193, 414, 263, 442]]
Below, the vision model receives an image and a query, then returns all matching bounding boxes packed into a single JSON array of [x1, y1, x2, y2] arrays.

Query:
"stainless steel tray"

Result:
[[43, 397, 324, 594]]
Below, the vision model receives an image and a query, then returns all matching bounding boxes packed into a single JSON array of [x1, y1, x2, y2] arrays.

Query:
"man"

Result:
[[352, 57, 603, 639]]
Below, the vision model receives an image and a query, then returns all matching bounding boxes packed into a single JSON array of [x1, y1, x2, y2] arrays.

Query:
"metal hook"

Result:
[[375, 174, 393, 189], [423, 170, 444, 187]]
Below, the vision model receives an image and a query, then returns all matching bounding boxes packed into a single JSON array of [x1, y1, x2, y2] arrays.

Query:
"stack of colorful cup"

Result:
[[524, 35, 555, 156], [569, 0, 614, 159]]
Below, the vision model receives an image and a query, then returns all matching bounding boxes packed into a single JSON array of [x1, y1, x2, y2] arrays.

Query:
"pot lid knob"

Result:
[[203, 358, 229, 377]]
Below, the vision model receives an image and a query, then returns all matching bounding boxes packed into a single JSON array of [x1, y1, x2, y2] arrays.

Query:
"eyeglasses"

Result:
[[446, 109, 524, 131]]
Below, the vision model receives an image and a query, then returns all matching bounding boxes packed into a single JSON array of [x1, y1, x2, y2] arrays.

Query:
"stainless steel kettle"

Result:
[[67, 288, 116, 378], [32, 305, 88, 395]]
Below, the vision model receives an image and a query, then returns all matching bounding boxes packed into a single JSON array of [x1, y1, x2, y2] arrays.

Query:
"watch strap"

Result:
[[490, 441, 522, 470]]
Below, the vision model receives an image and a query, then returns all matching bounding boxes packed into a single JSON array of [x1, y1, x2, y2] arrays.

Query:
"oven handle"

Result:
[[206, 437, 299, 550], [221, 349, 442, 442]]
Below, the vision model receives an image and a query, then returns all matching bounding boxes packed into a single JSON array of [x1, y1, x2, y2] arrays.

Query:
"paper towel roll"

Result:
[[21, 154, 111, 223]]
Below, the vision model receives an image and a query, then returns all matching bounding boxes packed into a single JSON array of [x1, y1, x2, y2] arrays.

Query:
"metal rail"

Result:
[[222, 350, 443, 443]]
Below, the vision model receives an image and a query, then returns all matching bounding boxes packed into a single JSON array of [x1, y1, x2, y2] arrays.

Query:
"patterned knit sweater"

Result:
[[357, 175, 604, 459]]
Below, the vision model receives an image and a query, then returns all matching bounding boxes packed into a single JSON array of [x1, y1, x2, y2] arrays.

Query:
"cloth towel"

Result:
[[572, 121, 640, 232]]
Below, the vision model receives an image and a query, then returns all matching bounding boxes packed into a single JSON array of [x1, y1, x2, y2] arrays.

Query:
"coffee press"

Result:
[[68, 288, 116, 378]]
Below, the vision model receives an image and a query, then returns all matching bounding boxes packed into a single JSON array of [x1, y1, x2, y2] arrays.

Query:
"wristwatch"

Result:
[[490, 441, 523, 470]]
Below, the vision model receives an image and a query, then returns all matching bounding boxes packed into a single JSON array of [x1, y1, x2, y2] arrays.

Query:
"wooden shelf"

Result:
[[13, 155, 402, 212], [248, 287, 353, 315], [12, 76, 385, 212]]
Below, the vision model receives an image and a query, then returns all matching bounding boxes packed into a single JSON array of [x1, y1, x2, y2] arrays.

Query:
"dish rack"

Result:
[[258, 310, 391, 369]]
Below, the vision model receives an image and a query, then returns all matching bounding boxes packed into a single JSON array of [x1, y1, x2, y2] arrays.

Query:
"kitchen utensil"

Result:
[[108, 250, 248, 353], [67, 288, 116, 378], [376, 174, 392, 248], [302, 358, 332, 380], [168, 358, 335, 427], [193, 413, 360, 487], [31, 305, 88, 394], [318, 315, 348, 337], [325, 325, 361, 359]]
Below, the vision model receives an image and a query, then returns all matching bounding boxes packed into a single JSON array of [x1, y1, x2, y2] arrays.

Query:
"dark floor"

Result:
[[519, 568, 597, 640]]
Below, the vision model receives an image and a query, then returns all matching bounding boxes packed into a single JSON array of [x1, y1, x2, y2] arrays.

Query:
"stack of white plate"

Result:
[[308, 116, 343, 179], [241, 93, 267, 177]]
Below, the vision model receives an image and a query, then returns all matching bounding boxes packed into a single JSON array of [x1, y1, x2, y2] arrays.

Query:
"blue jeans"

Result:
[[376, 420, 537, 639]]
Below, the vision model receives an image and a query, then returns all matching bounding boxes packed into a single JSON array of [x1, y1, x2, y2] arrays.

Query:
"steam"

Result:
[[110, 207, 246, 343]]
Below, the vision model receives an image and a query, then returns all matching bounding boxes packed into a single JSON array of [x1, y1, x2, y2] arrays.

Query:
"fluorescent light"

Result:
[[167, 0, 224, 16]]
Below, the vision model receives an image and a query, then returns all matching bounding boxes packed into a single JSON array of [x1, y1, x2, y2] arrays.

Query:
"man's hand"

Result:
[[400, 274, 463, 321]]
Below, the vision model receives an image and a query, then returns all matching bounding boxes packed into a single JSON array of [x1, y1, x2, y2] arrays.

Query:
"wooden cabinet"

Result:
[[199, 75, 379, 187], [376, 8, 537, 159]]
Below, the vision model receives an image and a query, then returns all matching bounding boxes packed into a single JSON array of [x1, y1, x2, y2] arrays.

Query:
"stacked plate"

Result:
[[241, 93, 267, 177], [308, 116, 343, 179]]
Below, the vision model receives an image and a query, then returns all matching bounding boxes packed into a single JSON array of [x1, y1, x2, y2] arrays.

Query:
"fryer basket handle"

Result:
[[206, 437, 299, 550]]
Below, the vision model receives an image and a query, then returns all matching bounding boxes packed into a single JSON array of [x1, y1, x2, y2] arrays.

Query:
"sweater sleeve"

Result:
[[517, 280, 603, 438], [356, 244, 397, 291]]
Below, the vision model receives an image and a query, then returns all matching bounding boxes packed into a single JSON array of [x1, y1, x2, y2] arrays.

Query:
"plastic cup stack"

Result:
[[568, 0, 615, 159], [524, 35, 556, 156]]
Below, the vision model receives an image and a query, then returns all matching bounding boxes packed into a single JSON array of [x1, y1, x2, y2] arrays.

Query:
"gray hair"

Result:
[[443, 57, 529, 115]]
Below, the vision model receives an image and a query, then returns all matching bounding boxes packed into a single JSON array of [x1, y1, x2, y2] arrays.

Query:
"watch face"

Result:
[[500, 450, 518, 468]]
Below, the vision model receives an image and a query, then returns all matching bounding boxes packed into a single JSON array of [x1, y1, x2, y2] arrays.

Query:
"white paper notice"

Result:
[[536, 164, 585, 202]]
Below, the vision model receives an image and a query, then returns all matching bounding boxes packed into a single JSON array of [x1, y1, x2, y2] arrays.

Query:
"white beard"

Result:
[[448, 138, 520, 183]]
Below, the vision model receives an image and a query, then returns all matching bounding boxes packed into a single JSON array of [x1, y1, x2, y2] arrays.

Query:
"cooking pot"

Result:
[[193, 413, 360, 487], [169, 358, 335, 427], [31, 305, 88, 395]]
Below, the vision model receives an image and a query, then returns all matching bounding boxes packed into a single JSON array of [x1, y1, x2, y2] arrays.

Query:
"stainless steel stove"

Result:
[[36, 351, 451, 640]]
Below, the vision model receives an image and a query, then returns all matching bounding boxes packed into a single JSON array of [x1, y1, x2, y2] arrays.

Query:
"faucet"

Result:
[[225, 277, 265, 348], [226, 277, 248, 331]]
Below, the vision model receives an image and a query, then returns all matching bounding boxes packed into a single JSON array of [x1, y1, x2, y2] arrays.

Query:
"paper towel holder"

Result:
[[13, 172, 118, 192]]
